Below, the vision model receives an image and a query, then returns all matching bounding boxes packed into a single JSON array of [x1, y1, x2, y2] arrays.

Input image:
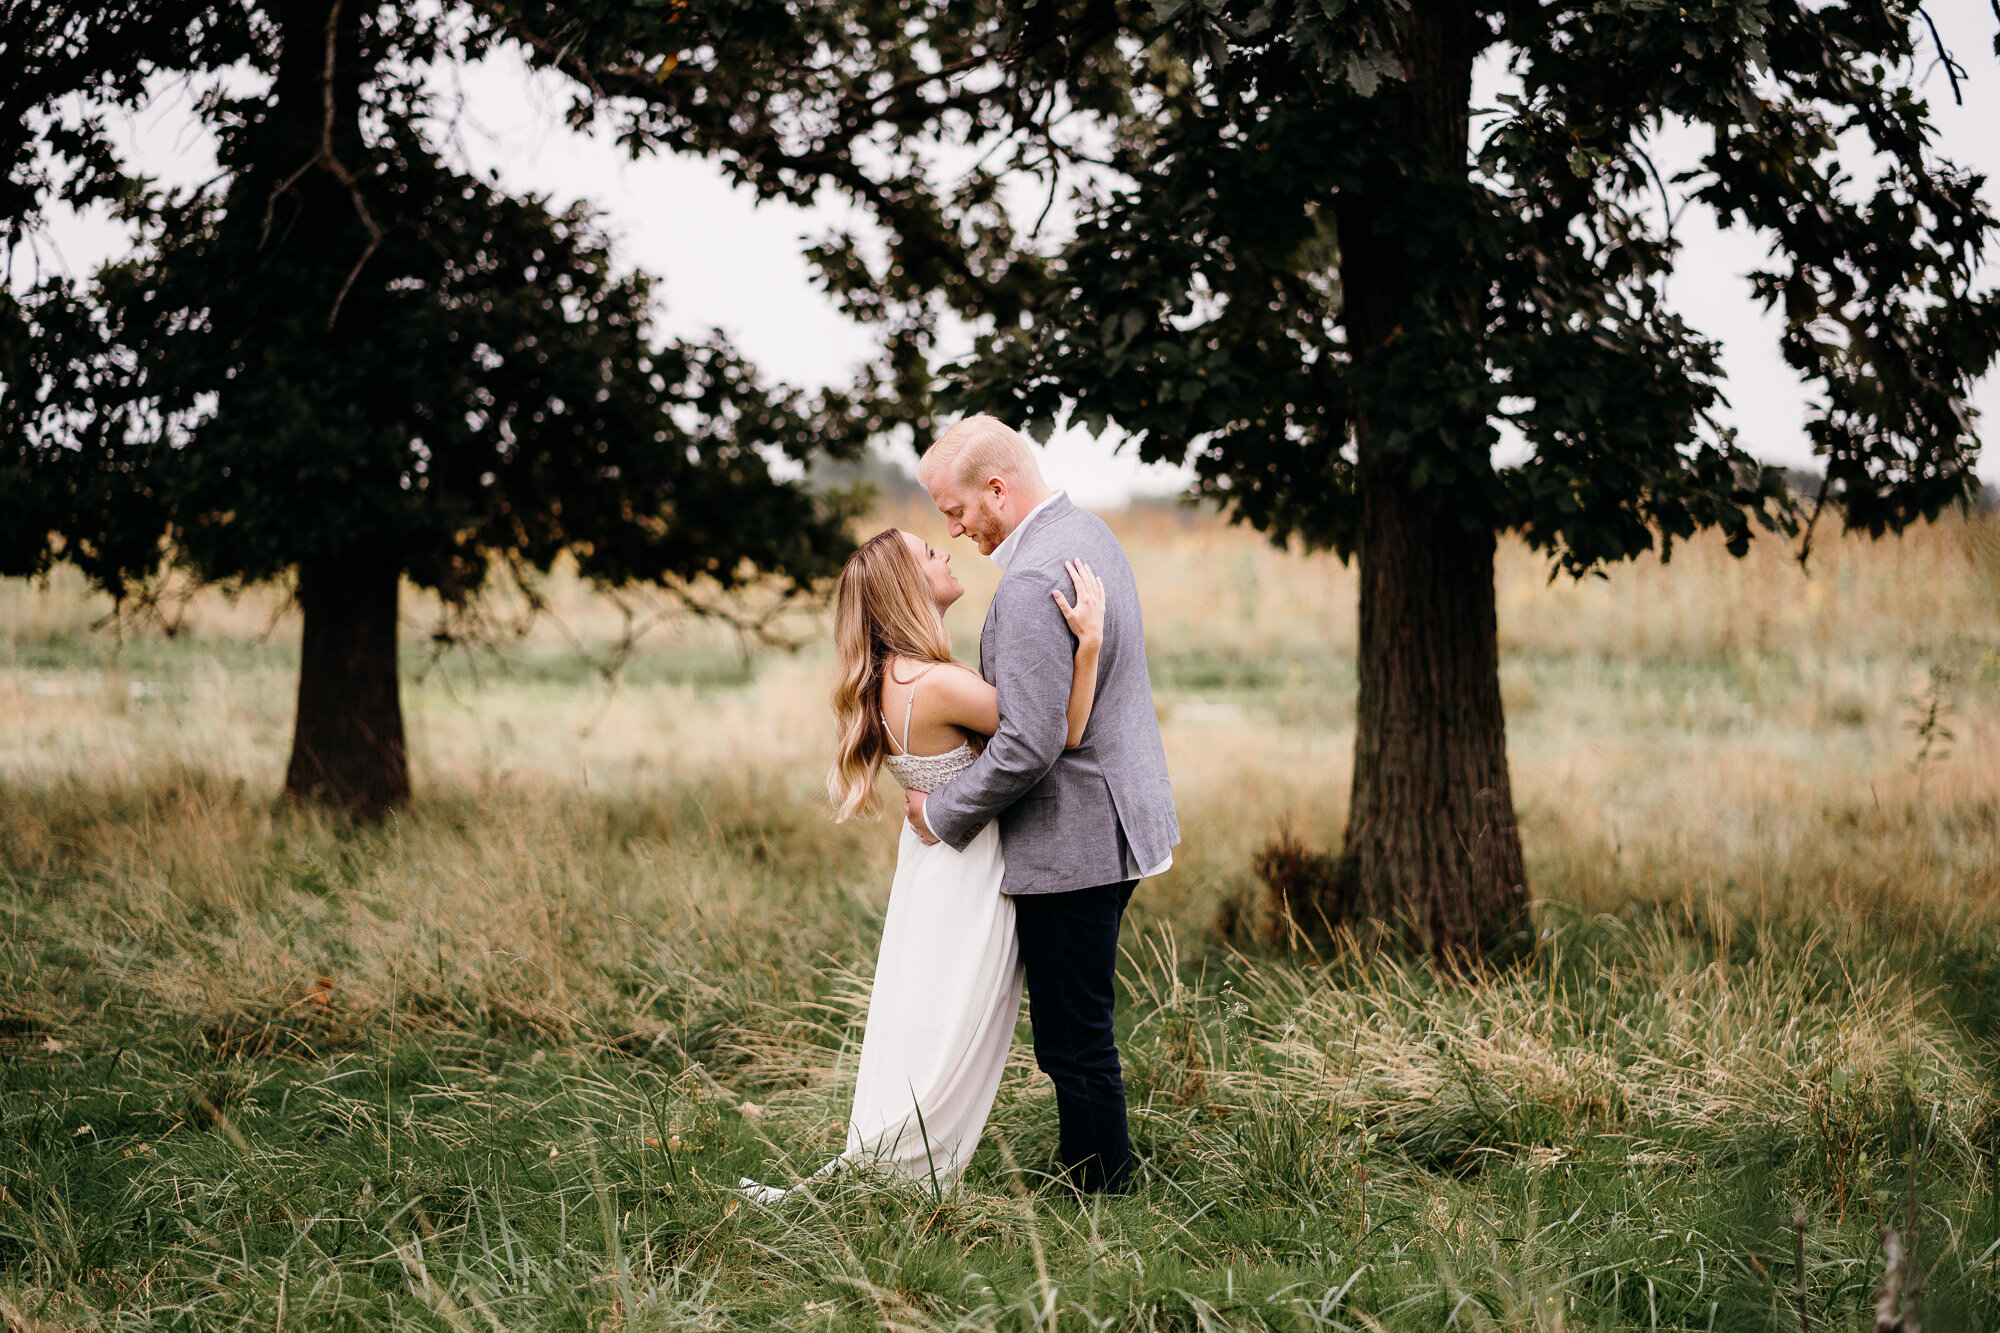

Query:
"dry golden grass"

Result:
[[4, 509, 1999, 1021]]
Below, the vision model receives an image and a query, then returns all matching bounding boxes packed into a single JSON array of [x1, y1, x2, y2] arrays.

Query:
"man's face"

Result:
[[926, 469, 1010, 556]]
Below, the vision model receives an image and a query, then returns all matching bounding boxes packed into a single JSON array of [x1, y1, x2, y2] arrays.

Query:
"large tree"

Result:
[[1, 0, 870, 817], [956, 0, 2000, 953], [478, 0, 2000, 954]]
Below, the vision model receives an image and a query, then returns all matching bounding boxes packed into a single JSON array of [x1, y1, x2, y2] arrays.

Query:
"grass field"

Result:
[[4, 502, 2000, 1331]]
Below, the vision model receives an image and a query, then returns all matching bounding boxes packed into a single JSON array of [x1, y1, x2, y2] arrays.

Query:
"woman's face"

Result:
[[900, 530, 963, 612]]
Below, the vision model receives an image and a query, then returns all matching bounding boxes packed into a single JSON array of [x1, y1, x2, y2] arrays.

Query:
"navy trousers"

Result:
[[1011, 879, 1138, 1194]]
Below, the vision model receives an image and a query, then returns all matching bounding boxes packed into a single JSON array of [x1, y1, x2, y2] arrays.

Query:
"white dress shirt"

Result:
[[990, 490, 1065, 572]]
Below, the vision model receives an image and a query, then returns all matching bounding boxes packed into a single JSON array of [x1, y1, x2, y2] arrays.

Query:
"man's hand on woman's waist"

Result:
[[905, 789, 940, 845]]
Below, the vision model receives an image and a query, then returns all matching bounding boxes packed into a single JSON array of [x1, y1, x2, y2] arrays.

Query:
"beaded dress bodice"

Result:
[[884, 742, 976, 793], [881, 662, 978, 793]]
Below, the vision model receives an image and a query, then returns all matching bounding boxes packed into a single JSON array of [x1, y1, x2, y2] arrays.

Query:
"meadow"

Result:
[[3, 499, 2000, 1331]]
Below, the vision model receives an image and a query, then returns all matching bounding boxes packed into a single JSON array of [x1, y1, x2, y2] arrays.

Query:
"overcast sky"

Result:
[[23, 0, 2000, 506]]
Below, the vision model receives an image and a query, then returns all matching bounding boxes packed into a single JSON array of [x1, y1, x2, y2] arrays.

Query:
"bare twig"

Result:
[[1629, 141, 1680, 253], [90, 567, 205, 641], [1796, 469, 1832, 571], [258, 155, 320, 249], [1916, 7, 1966, 106], [325, 229, 382, 330]]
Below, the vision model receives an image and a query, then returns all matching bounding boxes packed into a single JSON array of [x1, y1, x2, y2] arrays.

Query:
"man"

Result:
[[905, 413, 1180, 1195]]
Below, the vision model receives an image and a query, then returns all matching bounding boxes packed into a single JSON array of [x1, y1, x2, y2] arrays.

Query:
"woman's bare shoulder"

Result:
[[925, 660, 988, 693], [917, 658, 998, 733]]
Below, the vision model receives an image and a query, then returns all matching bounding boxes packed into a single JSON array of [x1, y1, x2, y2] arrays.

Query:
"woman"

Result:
[[740, 528, 1103, 1200]]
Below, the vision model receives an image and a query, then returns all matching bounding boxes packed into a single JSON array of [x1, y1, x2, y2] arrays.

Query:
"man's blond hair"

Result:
[[918, 414, 1045, 491]]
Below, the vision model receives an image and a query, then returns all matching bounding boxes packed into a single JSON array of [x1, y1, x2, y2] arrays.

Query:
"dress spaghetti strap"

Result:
[[881, 661, 938, 756]]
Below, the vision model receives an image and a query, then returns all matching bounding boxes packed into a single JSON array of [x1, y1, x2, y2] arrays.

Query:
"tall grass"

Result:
[[3, 508, 1998, 1330]]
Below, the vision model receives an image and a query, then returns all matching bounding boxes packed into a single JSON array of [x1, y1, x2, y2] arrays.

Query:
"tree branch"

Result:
[[470, 1, 1121, 325], [1796, 467, 1832, 571], [255, 0, 385, 329], [1916, 6, 1965, 105]]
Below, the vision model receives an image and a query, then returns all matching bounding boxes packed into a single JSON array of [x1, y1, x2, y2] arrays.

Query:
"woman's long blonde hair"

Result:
[[828, 530, 956, 821]]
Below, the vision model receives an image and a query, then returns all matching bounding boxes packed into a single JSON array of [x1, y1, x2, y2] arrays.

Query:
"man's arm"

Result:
[[916, 570, 1075, 850]]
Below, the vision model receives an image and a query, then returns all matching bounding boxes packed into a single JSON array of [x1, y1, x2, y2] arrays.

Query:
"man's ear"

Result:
[[986, 475, 1008, 504]]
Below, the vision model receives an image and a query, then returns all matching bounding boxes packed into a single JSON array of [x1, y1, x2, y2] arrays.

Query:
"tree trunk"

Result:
[[1332, 0, 1526, 956], [1342, 463, 1524, 954], [269, 2, 407, 819], [284, 557, 409, 819]]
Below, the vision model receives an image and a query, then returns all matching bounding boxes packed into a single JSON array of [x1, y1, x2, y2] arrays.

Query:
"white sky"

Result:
[[20, 0, 2000, 505]]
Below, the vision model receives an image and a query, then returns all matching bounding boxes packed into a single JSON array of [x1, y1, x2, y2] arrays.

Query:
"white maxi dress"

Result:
[[744, 668, 1023, 1198]]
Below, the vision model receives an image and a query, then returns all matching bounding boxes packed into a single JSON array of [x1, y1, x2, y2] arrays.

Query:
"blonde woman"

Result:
[[740, 527, 1103, 1200]]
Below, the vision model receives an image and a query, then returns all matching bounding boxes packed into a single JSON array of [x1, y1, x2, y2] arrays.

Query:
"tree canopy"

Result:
[[479, 0, 1997, 559], [960, 0, 1998, 565], [3, 0, 871, 599]]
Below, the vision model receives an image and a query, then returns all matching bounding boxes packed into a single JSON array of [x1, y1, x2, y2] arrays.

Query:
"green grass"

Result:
[[7, 880, 1998, 1331], [5, 777, 1998, 1331]]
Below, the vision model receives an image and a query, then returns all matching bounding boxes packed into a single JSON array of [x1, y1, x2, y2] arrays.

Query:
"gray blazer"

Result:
[[922, 495, 1180, 895]]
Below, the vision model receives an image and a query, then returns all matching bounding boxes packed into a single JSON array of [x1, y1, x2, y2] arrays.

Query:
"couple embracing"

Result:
[[741, 413, 1179, 1202]]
